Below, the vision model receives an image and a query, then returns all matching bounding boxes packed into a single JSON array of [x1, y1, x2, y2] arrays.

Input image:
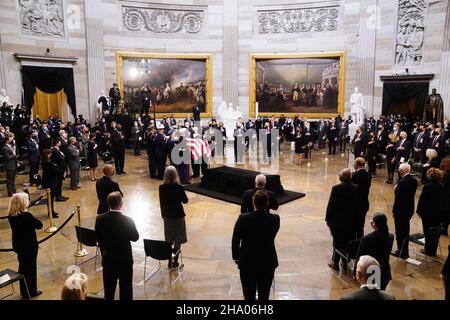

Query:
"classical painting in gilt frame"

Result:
[[249, 52, 346, 118], [116, 51, 212, 117]]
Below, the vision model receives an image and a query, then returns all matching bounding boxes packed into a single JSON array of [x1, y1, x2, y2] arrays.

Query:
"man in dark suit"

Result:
[[26, 131, 40, 186], [341, 255, 395, 300], [96, 164, 123, 214], [326, 168, 359, 271], [392, 163, 418, 259], [412, 125, 428, 163], [352, 158, 372, 238], [441, 244, 450, 300], [153, 124, 167, 179], [232, 190, 280, 301], [351, 126, 367, 159], [429, 127, 446, 162], [51, 140, 69, 202], [95, 192, 139, 300], [2, 133, 18, 196], [354, 213, 392, 290], [110, 122, 126, 174], [241, 174, 279, 213], [394, 131, 411, 165]]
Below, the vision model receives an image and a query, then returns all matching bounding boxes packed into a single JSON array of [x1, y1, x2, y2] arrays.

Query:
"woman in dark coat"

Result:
[[159, 166, 188, 269], [440, 156, 450, 235], [385, 133, 397, 184], [294, 126, 305, 165], [417, 168, 445, 256], [354, 212, 392, 290], [88, 133, 99, 181], [41, 149, 59, 218], [8, 192, 43, 299], [366, 131, 378, 177]]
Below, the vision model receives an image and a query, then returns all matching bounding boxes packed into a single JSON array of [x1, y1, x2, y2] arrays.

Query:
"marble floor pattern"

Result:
[[0, 142, 448, 300]]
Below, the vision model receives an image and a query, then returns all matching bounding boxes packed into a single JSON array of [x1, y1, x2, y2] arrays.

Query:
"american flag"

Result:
[[185, 138, 211, 161]]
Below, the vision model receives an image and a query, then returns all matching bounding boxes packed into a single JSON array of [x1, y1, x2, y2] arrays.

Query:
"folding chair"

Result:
[[400, 225, 443, 265], [74, 226, 100, 272], [0, 268, 30, 300], [333, 239, 360, 286], [143, 239, 183, 287]]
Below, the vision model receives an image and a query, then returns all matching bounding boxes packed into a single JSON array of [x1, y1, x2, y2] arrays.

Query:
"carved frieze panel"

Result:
[[256, 5, 339, 34], [18, 0, 66, 38], [394, 0, 427, 66], [122, 5, 203, 34]]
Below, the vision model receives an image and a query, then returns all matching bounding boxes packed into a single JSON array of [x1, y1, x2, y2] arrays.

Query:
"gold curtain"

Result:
[[32, 88, 67, 120]]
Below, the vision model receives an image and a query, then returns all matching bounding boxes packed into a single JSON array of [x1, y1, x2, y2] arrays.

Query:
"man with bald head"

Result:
[[326, 168, 359, 271], [241, 174, 279, 213], [96, 164, 123, 214]]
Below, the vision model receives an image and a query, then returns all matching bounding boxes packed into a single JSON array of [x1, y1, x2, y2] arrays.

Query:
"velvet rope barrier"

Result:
[[0, 210, 76, 252], [0, 194, 45, 220]]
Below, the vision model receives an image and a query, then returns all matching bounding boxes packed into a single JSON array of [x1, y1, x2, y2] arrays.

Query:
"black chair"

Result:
[[74, 226, 100, 272], [143, 239, 183, 287], [0, 268, 30, 300], [400, 225, 443, 265], [333, 239, 360, 286]]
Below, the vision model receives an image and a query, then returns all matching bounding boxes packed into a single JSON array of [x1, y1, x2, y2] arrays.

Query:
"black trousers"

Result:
[[133, 141, 141, 155], [102, 263, 133, 300], [113, 149, 125, 173], [156, 157, 166, 179], [394, 217, 410, 257], [55, 178, 63, 197], [445, 278, 450, 301], [29, 161, 39, 185], [368, 155, 377, 176], [423, 222, 440, 256], [6, 169, 16, 195], [239, 268, 274, 301], [17, 250, 38, 298], [328, 142, 336, 155]]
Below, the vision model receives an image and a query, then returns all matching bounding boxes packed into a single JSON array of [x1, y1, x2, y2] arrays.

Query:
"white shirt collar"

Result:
[[360, 284, 379, 290]]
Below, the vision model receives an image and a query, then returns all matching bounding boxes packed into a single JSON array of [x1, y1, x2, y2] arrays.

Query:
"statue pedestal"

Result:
[[348, 123, 358, 139]]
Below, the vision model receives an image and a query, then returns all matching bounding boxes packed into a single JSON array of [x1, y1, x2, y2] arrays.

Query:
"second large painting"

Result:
[[250, 52, 345, 118], [116, 52, 212, 117]]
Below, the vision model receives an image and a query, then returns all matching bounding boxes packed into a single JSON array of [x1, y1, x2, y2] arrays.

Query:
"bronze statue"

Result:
[[424, 88, 444, 124]]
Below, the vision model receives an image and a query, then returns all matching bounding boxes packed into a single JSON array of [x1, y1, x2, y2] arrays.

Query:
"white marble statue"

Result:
[[0, 88, 11, 106], [349, 87, 364, 125], [217, 101, 243, 140]]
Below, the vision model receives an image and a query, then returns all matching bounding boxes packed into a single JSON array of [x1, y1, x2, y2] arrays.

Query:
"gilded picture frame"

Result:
[[115, 51, 212, 118], [249, 51, 346, 119]]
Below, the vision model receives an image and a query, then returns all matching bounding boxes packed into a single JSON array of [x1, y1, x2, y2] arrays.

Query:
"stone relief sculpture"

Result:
[[395, 0, 427, 66], [257, 6, 339, 34], [18, 0, 65, 38], [122, 6, 203, 34]]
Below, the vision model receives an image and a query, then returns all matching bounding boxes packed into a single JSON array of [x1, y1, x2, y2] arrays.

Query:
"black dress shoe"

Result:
[[31, 290, 43, 298], [52, 212, 59, 218], [391, 250, 400, 257], [55, 197, 66, 202], [121, 171, 127, 174]]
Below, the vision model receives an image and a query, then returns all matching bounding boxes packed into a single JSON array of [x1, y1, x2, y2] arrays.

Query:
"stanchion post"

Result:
[[45, 189, 57, 233], [73, 204, 89, 257]]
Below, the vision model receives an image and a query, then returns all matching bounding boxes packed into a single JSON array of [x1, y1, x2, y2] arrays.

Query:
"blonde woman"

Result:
[[61, 273, 88, 300], [159, 166, 188, 269], [8, 192, 43, 299]]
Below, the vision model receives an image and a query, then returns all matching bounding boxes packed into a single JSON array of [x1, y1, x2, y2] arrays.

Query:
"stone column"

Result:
[[355, 0, 378, 116], [0, 33, 6, 91], [439, 2, 450, 119], [85, 0, 105, 122], [222, 0, 239, 107]]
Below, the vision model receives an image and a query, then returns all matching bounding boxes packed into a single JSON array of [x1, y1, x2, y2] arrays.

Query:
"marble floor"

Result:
[[0, 142, 448, 300]]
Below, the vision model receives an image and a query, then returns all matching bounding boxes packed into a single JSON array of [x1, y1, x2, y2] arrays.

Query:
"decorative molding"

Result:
[[14, 53, 78, 65], [256, 4, 340, 34], [394, 0, 427, 66], [122, 5, 204, 34], [379, 74, 434, 83], [17, 0, 66, 39]]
